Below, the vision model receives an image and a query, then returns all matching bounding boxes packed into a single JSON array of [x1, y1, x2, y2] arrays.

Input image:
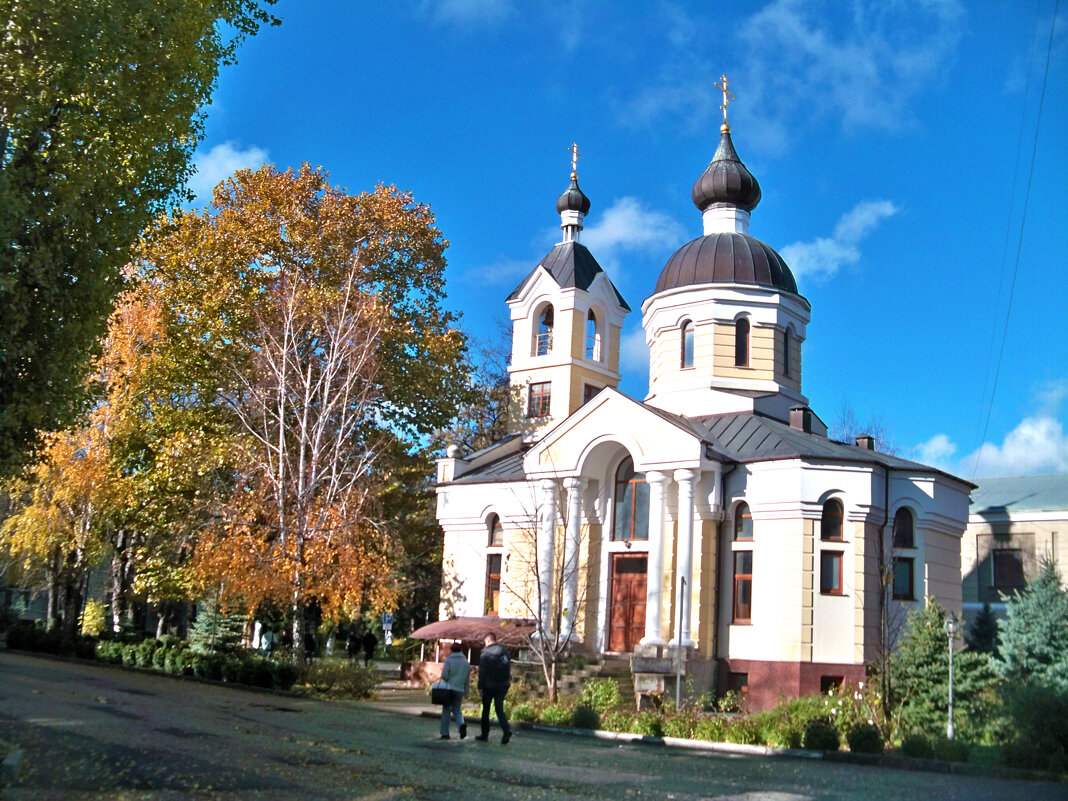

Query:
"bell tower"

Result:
[[506, 146, 630, 438]]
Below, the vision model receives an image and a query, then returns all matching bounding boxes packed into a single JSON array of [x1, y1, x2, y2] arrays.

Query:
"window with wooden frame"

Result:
[[485, 553, 502, 615], [612, 456, 649, 541], [820, 551, 843, 595], [681, 319, 694, 368], [821, 499, 844, 541], [893, 507, 914, 548], [733, 550, 753, 623], [527, 381, 551, 418], [487, 514, 503, 547], [734, 503, 753, 540], [892, 557, 914, 600], [734, 318, 750, 367]]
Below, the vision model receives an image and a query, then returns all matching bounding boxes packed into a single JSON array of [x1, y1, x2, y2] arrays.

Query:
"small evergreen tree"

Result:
[[188, 601, 245, 654], [889, 598, 997, 740], [964, 602, 998, 654], [994, 559, 1068, 692]]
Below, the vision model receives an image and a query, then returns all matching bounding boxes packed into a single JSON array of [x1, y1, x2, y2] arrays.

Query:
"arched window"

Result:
[[821, 500, 843, 541], [487, 514, 503, 547], [612, 456, 649, 541], [734, 318, 750, 367], [783, 327, 791, 377], [535, 304, 554, 356], [734, 502, 753, 540], [892, 507, 914, 548], [586, 309, 601, 361], [681, 320, 694, 368]]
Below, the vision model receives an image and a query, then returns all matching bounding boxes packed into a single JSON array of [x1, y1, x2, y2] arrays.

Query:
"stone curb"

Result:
[[0, 739, 23, 787]]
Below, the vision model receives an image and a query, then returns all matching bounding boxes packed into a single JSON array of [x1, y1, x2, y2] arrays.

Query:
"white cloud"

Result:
[[421, 0, 514, 24], [619, 324, 650, 386], [780, 199, 897, 282], [913, 380, 1068, 477], [190, 141, 269, 202], [460, 257, 533, 288], [582, 197, 687, 270], [623, 1, 965, 151]]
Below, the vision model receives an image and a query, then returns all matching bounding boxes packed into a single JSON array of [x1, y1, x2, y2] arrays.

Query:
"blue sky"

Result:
[[192, 0, 1067, 478]]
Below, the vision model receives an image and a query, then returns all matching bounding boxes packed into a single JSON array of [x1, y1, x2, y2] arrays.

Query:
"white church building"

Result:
[[434, 107, 972, 709]]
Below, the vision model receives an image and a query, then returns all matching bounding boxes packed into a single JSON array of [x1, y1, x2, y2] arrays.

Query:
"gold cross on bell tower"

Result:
[[714, 74, 734, 133], [569, 142, 581, 178]]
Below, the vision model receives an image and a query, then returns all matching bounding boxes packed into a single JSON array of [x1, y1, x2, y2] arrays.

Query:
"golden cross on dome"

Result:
[[715, 74, 734, 129], [569, 142, 581, 177]]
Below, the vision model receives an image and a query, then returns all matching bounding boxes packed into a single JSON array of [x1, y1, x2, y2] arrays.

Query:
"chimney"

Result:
[[855, 434, 875, 451], [789, 406, 813, 433]]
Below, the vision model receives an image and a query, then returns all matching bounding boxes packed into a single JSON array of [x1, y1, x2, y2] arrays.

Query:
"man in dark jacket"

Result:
[[475, 632, 512, 744]]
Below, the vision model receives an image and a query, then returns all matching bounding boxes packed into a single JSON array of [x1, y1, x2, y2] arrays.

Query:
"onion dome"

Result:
[[556, 173, 591, 215], [655, 232, 798, 295], [691, 130, 761, 212]]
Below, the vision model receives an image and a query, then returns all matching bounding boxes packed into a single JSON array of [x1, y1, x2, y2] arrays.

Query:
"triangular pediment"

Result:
[[524, 387, 720, 478]]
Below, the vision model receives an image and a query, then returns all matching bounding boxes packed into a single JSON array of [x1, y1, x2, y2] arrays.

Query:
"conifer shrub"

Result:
[[802, 719, 840, 751], [571, 705, 600, 730], [847, 724, 883, 754]]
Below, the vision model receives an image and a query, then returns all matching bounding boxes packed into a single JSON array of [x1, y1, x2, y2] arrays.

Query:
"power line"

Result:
[[972, 0, 1061, 479]]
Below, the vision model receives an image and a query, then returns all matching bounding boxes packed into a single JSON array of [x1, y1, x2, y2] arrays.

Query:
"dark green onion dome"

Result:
[[556, 173, 591, 215], [691, 129, 761, 212], [655, 233, 799, 295]]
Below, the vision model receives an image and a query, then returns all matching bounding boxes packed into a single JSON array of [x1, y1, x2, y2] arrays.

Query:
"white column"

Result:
[[641, 471, 669, 646], [561, 477, 585, 636], [537, 479, 557, 635], [671, 469, 699, 647]]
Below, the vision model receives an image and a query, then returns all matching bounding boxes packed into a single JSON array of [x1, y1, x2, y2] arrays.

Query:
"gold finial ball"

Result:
[[720, 122, 731, 134]]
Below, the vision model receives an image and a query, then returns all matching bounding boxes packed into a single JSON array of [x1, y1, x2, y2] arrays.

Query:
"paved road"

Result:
[[0, 652, 1063, 801]]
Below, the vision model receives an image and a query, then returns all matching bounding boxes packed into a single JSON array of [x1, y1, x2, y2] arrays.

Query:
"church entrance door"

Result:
[[608, 553, 647, 653]]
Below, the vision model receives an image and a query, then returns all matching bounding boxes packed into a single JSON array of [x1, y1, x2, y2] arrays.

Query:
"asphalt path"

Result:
[[0, 651, 1064, 801]]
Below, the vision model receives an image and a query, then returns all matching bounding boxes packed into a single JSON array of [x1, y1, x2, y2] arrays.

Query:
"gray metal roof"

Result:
[[970, 475, 1068, 515], [654, 233, 801, 297], [507, 242, 631, 311]]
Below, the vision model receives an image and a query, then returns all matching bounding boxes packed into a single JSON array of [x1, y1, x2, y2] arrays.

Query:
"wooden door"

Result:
[[609, 554, 647, 653]]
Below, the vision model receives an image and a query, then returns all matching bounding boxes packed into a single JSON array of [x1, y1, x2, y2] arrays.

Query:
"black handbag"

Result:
[[431, 681, 451, 705]]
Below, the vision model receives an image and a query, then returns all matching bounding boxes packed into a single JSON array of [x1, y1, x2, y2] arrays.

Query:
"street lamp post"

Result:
[[944, 613, 958, 740]]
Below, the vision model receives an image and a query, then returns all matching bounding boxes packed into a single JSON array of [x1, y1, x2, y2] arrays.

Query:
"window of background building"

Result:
[[733, 550, 753, 622], [734, 318, 750, 367], [681, 320, 694, 368], [612, 456, 649, 541], [734, 503, 753, 540], [488, 514, 503, 547], [527, 381, 551, 417], [992, 549, 1025, 593], [783, 327, 791, 377], [535, 305, 554, 356], [583, 384, 601, 405], [485, 553, 502, 615]]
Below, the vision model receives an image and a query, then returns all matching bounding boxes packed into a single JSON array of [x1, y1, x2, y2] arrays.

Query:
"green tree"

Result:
[[0, 0, 277, 475], [964, 601, 999, 655], [889, 598, 998, 741], [994, 559, 1068, 692]]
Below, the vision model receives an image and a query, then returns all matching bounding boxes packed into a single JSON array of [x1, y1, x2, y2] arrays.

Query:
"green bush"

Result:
[[539, 703, 573, 727], [601, 710, 633, 732], [571, 705, 600, 730], [900, 733, 934, 758], [933, 737, 970, 763], [73, 635, 96, 660], [135, 639, 158, 668], [121, 643, 139, 666], [79, 600, 107, 637], [152, 644, 169, 670], [718, 690, 742, 713], [724, 716, 764, 745], [272, 660, 299, 691], [694, 716, 728, 742], [755, 697, 829, 748], [847, 724, 883, 754], [510, 701, 540, 722], [95, 640, 122, 664], [299, 660, 378, 698], [662, 711, 698, 739], [802, 719, 840, 751], [630, 711, 664, 737], [580, 678, 622, 714]]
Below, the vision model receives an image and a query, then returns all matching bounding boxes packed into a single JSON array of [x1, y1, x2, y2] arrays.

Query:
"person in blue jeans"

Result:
[[475, 632, 512, 744], [439, 642, 470, 739]]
